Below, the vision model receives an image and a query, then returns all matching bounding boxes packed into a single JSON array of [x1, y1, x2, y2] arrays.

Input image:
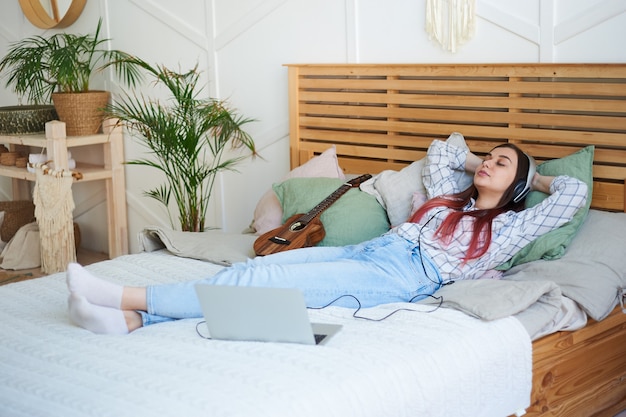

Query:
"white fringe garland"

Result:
[[426, 0, 476, 53], [33, 164, 76, 274]]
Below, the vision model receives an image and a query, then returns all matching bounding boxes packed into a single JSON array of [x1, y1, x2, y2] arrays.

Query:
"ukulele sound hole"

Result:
[[289, 222, 305, 232]]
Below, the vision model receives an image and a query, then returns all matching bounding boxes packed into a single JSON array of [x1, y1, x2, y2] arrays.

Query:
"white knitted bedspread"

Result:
[[0, 251, 531, 417]]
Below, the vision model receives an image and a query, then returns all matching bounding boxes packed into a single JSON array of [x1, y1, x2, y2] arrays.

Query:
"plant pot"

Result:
[[52, 90, 110, 136], [0, 105, 58, 135]]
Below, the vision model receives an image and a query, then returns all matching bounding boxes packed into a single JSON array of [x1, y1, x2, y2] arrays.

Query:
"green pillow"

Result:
[[273, 177, 390, 247], [496, 146, 594, 270]]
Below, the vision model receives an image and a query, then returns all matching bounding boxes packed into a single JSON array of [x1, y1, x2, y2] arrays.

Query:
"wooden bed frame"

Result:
[[285, 63, 626, 417]]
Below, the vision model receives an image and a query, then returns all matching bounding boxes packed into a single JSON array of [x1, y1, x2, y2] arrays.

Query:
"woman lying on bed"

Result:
[[67, 139, 588, 334]]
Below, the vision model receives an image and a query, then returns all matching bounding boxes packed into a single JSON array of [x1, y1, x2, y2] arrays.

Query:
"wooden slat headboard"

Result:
[[286, 64, 626, 212]]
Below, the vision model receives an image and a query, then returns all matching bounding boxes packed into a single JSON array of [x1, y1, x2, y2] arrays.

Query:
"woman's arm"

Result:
[[422, 139, 469, 198], [511, 175, 587, 240], [464, 151, 483, 174], [490, 175, 587, 269], [531, 173, 555, 194]]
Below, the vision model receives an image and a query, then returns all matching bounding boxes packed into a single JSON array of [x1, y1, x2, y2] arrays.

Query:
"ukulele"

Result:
[[253, 174, 372, 256]]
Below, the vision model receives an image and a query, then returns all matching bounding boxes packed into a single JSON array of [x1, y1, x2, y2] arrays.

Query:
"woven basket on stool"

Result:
[[51, 90, 110, 136]]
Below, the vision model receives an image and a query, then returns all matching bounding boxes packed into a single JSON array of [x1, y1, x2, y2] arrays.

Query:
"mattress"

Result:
[[0, 250, 532, 417]]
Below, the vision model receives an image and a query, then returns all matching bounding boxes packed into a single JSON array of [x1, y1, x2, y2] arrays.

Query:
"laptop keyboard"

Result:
[[314, 334, 327, 344]]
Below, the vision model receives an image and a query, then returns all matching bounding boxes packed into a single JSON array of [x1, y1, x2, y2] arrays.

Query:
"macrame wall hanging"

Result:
[[33, 164, 77, 273], [425, 0, 476, 53]]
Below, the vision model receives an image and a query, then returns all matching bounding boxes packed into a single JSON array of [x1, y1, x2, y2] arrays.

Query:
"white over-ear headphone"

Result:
[[512, 153, 537, 204]]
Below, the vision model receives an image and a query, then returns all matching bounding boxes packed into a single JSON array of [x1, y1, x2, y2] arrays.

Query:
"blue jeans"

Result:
[[140, 233, 441, 326]]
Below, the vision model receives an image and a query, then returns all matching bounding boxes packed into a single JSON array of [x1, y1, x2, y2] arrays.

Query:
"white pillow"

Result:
[[360, 132, 473, 226], [252, 146, 345, 235]]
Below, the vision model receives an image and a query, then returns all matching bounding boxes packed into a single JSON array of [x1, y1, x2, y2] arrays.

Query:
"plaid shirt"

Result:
[[393, 140, 588, 281]]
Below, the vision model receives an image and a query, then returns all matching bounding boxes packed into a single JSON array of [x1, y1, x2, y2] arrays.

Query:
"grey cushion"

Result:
[[504, 209, 626, 321]]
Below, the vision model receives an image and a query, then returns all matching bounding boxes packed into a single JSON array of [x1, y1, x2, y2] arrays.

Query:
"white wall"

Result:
[[1, 0, 625, 255]]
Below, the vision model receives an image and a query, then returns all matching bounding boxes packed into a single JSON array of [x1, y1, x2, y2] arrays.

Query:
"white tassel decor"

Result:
[[426, 0, 476, 53], [33, 164, 76, 273]]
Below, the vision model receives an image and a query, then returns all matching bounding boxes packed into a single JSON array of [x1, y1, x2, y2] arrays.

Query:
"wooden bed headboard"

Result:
[[286, 63, 626, 212]]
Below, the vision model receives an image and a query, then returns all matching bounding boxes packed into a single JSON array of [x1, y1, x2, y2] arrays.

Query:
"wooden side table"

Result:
[[0, 119, 128, 258]]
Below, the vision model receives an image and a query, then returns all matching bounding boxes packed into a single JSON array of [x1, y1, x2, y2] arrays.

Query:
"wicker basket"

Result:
[[0, 201, 81, 249], [0, 105, 58, 135], [15, 157, 28, 168], [0, 152, 18, 166], [51, 90, 110, 136], [0, 201, 35, 242]]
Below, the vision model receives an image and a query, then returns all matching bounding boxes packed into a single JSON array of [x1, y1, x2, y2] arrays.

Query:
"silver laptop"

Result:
[[194, 284, 342, 345]]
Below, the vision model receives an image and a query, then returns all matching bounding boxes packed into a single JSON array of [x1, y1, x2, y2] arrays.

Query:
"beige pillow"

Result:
[[252, 146, 345, 235], [0, 222, 40, 270]]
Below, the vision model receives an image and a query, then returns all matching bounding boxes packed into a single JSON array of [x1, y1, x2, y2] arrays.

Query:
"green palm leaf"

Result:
[[107, 58, 257, 232]]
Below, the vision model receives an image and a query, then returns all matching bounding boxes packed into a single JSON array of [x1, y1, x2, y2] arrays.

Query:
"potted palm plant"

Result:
[[106, 57, 257, 232], [0, 19, 142, 136]]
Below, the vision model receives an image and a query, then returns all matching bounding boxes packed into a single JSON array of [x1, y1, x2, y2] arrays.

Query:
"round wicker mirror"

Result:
[[19, 0, 86, 29]]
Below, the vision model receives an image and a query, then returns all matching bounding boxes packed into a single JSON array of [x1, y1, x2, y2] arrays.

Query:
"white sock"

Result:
[[68, 293, 129, 335], [66, 263, 123, 309]]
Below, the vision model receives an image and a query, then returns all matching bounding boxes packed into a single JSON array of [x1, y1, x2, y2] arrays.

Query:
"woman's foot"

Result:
[[66, 263, 123, 309], [68, 293, 129, 335]]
